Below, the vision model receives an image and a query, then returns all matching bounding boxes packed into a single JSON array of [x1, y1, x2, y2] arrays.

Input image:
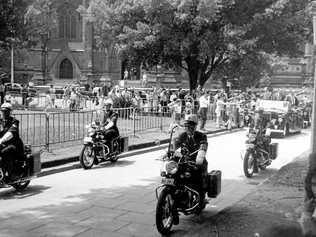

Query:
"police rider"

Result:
[[252, 107, 271, 152], [102, 98, 119, 145], [0, 103, 24, 180], [172, 114, 208, 209]]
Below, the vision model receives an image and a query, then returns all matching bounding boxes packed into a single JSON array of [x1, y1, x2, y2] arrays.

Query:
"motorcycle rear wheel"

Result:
[[79, 145, 95, 169], [12, 180, 30, 191], [156, 188, 175, 235], [243, 150, 255, 178]]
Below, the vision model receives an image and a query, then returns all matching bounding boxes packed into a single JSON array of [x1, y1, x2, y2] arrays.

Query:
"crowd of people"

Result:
[[41, 84, 311, 131], [0, 81, 311, 131]]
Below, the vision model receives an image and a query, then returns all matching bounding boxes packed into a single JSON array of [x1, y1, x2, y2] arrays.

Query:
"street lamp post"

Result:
[[311, 2, 316, 154], [10, 42, 14, 86]]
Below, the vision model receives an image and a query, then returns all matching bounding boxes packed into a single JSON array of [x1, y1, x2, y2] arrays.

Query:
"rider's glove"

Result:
[[196, 150, 206, 167]]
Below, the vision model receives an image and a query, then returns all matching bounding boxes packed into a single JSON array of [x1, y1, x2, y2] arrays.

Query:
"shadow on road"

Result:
[[0, 172, 286, 237], [0, 185, 51, 200]]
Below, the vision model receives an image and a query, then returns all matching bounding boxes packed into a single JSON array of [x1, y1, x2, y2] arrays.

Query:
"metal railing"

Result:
[[13, 107, 172, 151]]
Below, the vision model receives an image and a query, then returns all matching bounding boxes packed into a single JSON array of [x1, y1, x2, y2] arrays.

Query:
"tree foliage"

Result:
[[0, 0, 29, 48], [87, 0, 312, 90]]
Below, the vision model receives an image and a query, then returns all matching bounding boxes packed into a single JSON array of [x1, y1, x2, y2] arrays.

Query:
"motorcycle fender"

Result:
[[155, 184, 175, 200], [83, 137, 93, 145], [241, 148, 253, 160]]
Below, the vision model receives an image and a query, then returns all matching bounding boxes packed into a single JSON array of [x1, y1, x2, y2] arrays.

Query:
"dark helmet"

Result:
[[184, 114, 198, 126]]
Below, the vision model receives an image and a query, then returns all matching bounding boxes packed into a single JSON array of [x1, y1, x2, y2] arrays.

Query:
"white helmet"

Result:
[[0, 102, 12, 112]]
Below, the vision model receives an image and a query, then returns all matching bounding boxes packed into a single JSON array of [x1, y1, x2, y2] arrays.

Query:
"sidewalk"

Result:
[[187, 151, 309, 237], [40, 119, 231, 169]]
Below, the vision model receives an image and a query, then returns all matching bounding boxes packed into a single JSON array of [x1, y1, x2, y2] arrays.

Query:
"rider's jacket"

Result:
[[102, 110, 118, 127], [253, 114, 268, 136], [173, 131, 208, 161], [102, 109, 119, 136], [0, 116, 24, 152]]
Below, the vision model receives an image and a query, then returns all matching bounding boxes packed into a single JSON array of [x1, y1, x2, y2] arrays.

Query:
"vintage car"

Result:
[[257, 100, 303, 137]]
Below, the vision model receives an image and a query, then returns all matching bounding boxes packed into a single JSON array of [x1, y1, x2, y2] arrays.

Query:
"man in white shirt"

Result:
[[198, 92, 209, 130]]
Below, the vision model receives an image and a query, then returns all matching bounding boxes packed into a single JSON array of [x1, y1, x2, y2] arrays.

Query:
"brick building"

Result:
[[14, 0, 121, 86]]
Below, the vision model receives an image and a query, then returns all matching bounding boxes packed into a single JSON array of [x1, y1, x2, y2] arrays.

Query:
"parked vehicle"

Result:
[[258, 100, 303, 137], [79, 122, 128, 169], [4, 83, 37, 97], [155, 125, 221, 235], [242, 128, 278, 178], [0, 145, 41, 191]]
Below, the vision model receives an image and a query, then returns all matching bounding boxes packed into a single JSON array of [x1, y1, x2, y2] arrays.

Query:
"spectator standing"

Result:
[[21, 84, 29, 109], [169, 92, 177, 103], [168, 98, 182, 132], [215, 95, 225, 128], [160, 89, 168, 113], [49, 84, 56, 108], [69, 88, 77, 111], [198, 92, 208, 131], [0, 83, 5, 104]]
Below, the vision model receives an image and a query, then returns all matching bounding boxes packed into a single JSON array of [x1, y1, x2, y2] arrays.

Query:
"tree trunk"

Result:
[[186, 57, 200, 92]]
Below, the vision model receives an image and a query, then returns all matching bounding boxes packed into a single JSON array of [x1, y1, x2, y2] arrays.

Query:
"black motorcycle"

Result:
[[155, 125, 221, 235], [79, 122, 128, 169], [243, 128, 278, 178], [0, 145, 41, 191]]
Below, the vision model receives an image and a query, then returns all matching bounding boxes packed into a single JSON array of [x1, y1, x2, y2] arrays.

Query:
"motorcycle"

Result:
[[0, 145, 41, 191], [79, 122, 128, 169], [155, 125, 221, 235], [242, 128, 278, 178]]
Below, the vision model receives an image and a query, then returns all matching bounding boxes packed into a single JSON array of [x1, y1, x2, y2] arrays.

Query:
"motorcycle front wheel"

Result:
[[12, 180, 30, 191], [79, 145, 95, 169], [156, 187, 175, 235], [243, 150, 255, 178]]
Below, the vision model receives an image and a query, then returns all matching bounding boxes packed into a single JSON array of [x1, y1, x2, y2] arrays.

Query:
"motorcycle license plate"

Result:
[[161, 177, 174, 185], [245, 143, 255, 149]]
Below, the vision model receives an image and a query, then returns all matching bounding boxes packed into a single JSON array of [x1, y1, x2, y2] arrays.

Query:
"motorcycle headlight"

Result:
[[249, 134, 256, 142], [163, 161, 178, 175], [87, 127, 95, 136]]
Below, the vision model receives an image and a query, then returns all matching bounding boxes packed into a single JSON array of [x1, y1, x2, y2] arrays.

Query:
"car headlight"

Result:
[[162, 161, 178, 175]]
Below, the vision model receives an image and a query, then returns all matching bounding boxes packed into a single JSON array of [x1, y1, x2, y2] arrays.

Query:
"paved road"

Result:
[[0, 130, 310, 237]]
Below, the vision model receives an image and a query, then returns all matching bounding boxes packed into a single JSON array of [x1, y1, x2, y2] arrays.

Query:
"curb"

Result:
[[41, 127, 244, 172]]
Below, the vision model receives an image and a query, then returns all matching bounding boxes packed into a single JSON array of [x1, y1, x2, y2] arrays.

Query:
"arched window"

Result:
[[59, 58, 73, 79], [57, 4, 80, 40]]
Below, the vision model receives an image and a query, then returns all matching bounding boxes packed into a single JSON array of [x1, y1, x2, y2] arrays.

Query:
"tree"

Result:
[[24, 0, 57, 83], [90, 0, 311, 91], [0, 0, 29, 48]]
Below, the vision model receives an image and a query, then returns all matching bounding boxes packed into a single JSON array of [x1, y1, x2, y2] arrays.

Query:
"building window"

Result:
[[59, 58, 73, 79], [58, 4, 80, 40]]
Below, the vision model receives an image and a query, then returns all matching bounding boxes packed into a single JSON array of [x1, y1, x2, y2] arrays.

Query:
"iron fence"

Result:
[[13, 107, 172, 150]]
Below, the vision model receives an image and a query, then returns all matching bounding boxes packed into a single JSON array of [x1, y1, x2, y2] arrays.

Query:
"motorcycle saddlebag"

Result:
[[269, 143, 278, 160], [32, 152, 41, 175], [119, 137, 129, 152], [207, 170, 221, 198]]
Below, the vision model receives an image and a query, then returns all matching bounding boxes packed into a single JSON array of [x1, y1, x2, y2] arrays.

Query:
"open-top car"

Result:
[[257, 99, 303, 137]]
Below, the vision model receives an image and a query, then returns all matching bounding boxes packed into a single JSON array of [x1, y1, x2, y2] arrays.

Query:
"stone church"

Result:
[[17, 0, 121, 86]]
